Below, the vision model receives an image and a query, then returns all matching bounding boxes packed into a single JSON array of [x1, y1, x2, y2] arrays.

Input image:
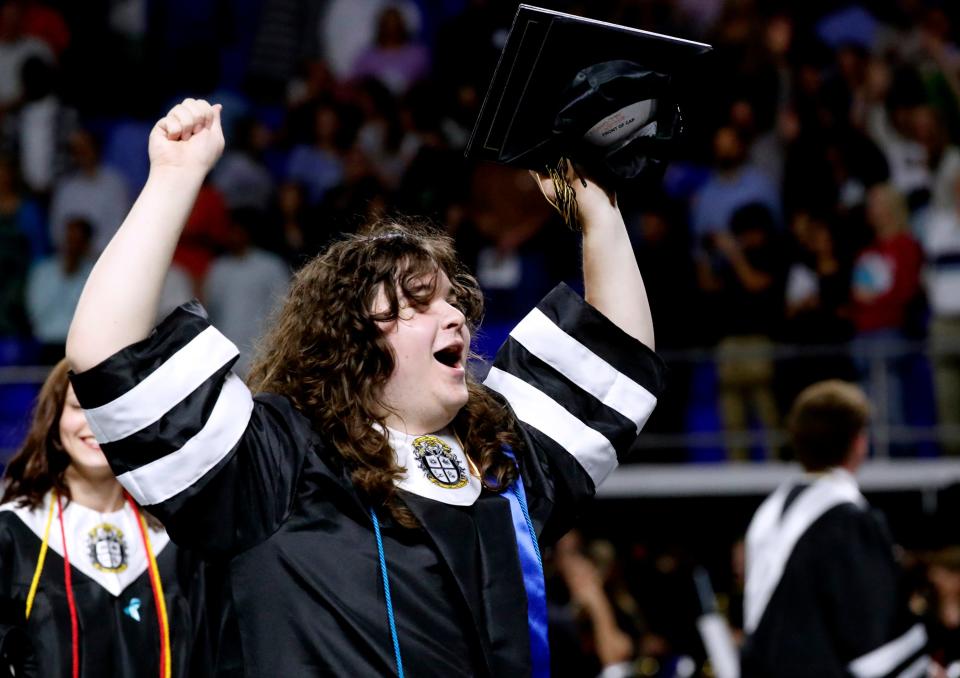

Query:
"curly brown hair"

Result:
[[247, 219, 521, 526]]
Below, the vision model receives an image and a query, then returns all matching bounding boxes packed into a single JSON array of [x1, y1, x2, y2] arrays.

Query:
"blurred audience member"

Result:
[[266, 181, 314, 265], [286, 101, 351, 205], [315, 145, 386, 236], [172, 180, 230, 292], [919, 175, 960, 455], [157, 262, 193, 321], [742, 380, 929, 676], [49, 128, 130, 252], [0, 154, 42, 339], [691, 126, 780, 243], [349, 5, 429, 96], [698, 203, 786, 460], [210, 115, 275, 211], [549, 532, 638, 678], [850, 184, 924, 443], [914, 106, 960, 213], [627, 198, 698, 460], [17, 0, 69, 57], [0, 1, 51, 112], [25, 217, 93, 363], [203, 208, 290, 376], [924, 548, 960, 672], [778, 209, 857, 406], [354, 76, 419, 190], [862, 61, 933, 210], [0, 153, 45, 260], [16, 55, 77, 194]]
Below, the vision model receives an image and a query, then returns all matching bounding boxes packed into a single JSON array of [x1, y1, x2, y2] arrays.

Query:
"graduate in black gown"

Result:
[[64, 98, 665, 677], [0, 359, 211, 677], [741, 380, 930, 677]]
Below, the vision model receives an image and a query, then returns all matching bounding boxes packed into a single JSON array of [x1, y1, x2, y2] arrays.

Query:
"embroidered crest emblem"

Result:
[[87, 523, 128, 573], [412, 435, 467, 489]]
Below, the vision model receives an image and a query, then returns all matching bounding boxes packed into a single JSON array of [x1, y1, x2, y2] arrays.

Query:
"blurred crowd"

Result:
[[2, 0, 960, 460], [543, 532, 960, 677]]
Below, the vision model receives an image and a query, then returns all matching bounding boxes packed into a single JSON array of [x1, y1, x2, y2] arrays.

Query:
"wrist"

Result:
[[146, 165, 208, 189]]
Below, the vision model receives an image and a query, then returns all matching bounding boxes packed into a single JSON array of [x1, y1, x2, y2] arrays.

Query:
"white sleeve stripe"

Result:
[[116, 373, 253, 506], [848, 624, 928, 678], [897, 656, 929, 678], [84, 326, 239, 444], [510, 308, 657, 433], [483, 366, 618, 486]]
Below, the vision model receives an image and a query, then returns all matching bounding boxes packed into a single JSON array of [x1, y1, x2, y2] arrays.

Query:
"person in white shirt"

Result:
[[49, 129, 131, 253]]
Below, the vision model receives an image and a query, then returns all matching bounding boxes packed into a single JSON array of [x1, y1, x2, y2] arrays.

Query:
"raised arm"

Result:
[[530, 164, 655, 349], [66, 99, 224, 372]]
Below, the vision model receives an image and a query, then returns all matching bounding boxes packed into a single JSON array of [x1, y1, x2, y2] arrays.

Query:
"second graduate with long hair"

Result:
[[0, 359, 212, 677]]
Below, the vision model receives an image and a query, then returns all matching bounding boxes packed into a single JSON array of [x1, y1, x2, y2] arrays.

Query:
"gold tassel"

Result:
[[544, 158, 587, 231]]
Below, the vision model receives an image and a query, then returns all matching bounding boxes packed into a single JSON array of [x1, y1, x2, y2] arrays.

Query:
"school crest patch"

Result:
[[87, 523, 128, 573], [412, 435, 467, 489]]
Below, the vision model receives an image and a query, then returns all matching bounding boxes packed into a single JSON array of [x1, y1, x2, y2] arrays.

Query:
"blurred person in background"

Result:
[[0, 154, 43, 341], [923, 548, 960, 674], [49, 128, 130, 253], [202, 207, 290, 377], [349, 5, 430, 96], [209, 114, 275, 212], [0, 0, 52, 115], [690, 125, 780, 244], [778, 208, 857, 407], [15, 54, 78, 195], [741, 380, 929, 677], [171, 177, 230, 295], [918, 173, 960, 455], [626, 198, 698, 461], [285, 100, 351, 206], [25, 217, 93, 364], [850, 183, 925, 450], [549, 532, 639, 678], [0, 359, 211, 677], [697, 203, 786, 460]]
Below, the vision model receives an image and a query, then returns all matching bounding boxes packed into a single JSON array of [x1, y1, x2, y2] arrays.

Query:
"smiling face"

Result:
[[376, 270, 471, 434], [59, 384, 112, 480]]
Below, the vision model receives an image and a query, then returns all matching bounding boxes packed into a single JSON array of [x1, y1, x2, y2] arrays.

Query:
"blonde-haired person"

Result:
[[850, 183, 925, 449], [741, 380, 929, 677], [0, 359, 212, 677], [64, 98, 665, 676]]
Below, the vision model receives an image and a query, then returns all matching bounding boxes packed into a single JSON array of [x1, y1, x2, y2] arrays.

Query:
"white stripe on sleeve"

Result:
[[848, 624, 928, 678], [897, 656, 929, 678], [510, 308, 657, 433], [83, 326, 239, 444], [483, 366, 618, 486], [116, 373, 254, 506]]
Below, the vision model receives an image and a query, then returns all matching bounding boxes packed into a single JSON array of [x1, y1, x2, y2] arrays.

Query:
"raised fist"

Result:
[[148, 98, 225, 174]]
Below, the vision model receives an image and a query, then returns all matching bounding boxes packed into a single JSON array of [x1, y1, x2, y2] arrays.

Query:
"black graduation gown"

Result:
[[0, 494, 211, 677], [740, 469, 929, 678], [70, 283, 666, 677]]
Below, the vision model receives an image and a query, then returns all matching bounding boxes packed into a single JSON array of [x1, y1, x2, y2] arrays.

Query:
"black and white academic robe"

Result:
[[740, 468, 929, 678], [0, 491, 212, 677], [69, 283, 666, 677]]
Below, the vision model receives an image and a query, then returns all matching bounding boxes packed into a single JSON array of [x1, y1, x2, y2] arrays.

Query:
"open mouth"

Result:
[[433, 345, 463, 369]]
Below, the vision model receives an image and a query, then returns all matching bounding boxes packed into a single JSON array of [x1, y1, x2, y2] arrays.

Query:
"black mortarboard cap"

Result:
[[465, 5, 712, 187]]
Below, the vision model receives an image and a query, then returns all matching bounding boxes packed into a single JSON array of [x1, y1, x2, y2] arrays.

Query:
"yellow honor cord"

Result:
[[25, 490, 57, 619], [137, 511, 171, 678]]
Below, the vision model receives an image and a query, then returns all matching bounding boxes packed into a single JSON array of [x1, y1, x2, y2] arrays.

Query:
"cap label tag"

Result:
[[583, 99, 657, 147]]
